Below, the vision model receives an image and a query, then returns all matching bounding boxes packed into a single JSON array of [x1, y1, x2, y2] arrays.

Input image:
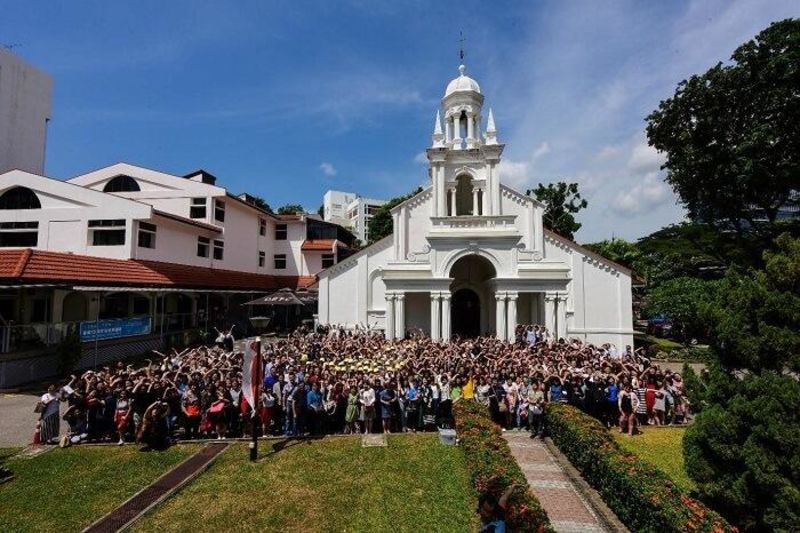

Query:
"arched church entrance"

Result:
[[448, 254, 496, 337], [452, 288, 480, 337]]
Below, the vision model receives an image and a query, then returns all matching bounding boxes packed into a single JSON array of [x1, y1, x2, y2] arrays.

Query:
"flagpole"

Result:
[[250, 338, 261, 462]]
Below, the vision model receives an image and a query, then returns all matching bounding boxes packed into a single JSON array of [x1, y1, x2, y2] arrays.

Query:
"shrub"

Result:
[[453, 401, 554, 533], [545, 403, 736, 533], [684, 371, 800, 532]]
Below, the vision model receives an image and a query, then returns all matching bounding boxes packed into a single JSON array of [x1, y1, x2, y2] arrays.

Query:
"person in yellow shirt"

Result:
[[462, 375, 475, 400]]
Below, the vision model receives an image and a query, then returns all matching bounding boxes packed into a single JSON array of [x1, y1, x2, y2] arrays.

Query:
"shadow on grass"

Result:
[[256, 436, 326, 462]]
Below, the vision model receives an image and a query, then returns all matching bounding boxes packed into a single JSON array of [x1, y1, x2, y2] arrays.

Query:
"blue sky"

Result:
[[2, 0, 796, 242]]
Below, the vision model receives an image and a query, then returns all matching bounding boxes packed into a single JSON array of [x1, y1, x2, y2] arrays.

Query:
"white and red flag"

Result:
[[242, 338, 262, 416]]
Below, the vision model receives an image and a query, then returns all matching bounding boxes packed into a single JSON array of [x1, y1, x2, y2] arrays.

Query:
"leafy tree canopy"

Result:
[[643, 276, 719, 341], [527, 182, 587, 240], [582, 238, 640, 269], [702, 232, 800, 374], [249, 195, 273, 214], [684, 370, 800, 532], [276, 204, 305, 215], [646, 19, 800, 233], [367, 187, 423, 244]]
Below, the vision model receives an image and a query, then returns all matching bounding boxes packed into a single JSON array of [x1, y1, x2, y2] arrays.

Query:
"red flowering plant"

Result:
[[453, 401, 554, 533], [545, 403, 737, 533]]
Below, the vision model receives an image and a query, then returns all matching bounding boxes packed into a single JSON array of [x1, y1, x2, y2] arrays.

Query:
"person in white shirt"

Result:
[[37, 384, 63, 444], [360, 383, 376, 434]]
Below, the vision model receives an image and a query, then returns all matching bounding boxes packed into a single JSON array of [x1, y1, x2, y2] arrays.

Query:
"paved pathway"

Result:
[[503, 433, 614, 533], [0, 392, 40, 447]]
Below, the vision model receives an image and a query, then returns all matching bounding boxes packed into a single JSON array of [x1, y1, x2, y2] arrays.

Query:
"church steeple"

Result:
[[431, 109, 444, 148], [485, 108, 498, 145]]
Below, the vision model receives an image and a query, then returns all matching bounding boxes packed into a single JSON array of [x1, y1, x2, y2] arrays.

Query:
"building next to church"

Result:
[[0, 163, 355, 387], [317, 64, 635, 348], [0, 49, 53, 175], [323, 190, 387, 244]]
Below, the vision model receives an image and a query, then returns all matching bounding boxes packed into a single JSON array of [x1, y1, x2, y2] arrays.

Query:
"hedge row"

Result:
[[453, 401, 554, 533], [545, 403, 736, 533]]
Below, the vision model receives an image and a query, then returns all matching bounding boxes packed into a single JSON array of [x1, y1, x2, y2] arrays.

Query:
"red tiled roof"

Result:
[[301, 239, 336, 251], [0, 249, 315, 291]]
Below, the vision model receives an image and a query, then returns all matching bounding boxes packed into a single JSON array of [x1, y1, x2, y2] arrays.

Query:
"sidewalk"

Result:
[[503, 432, 625, 533]]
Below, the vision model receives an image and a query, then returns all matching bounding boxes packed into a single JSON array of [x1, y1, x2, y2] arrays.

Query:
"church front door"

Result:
[[451, 288, 480, 338]]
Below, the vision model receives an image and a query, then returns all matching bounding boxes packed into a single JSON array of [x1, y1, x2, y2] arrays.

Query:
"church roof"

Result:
[[444, 64, 481, 97]]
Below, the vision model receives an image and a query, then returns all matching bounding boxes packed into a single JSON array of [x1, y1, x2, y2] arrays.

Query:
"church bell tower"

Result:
[[427, 63, 505, 218]]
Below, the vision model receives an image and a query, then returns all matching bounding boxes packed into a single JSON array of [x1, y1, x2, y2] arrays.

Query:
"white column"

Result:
[[472, 188, 479, 215], [466, 113, 475, 143], [495, 293, 506, 340], [438, 167, 447, 216], [544, 293, 556, 341], [450, 188, 457, 216], [430, 292, 441, 341], [556, 293, 568, 340], [441, 292, 451, 341], [506, 292, 518, 342], [486, 164, 494, 215], [385, 293, 395, 340], [392, 211, 400, 259], [395, 292, 405, 340], [398, 206, 407, 260], [452, 116, 461, 149]]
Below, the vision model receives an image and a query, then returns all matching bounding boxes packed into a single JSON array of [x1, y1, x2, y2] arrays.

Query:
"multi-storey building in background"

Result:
[[0, 163, 355, 386], [323, 189, 386, 243], [0, 49, 53, 175]]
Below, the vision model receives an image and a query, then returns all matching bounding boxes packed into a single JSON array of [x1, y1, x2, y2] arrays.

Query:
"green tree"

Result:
[[646, 19, 800, 234], [644, 277, 719, 341], [367, 187, 423, 244], [702, 233, 800, 374], [249, 195, 273, 214], [276, 204, 305, 215], [684, 371, 800, 531], [317, 204, 324, 217], [583, 237, 640, 269], [527, 182, 588, 239]]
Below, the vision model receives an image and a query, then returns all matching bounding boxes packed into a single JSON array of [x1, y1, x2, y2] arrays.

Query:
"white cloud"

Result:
[[498, 159, 532, 191], [614, 172, 672, 216], [319, 162, 337, 176], [531, 141, 551, 161], [627, 139, 665, 175]]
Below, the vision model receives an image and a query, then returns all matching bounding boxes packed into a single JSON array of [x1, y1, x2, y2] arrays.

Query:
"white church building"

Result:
[[317, 64, 635, 347]]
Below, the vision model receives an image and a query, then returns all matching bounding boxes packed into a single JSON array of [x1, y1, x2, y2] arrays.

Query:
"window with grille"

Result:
[[137, 222, 156, 249], [259, 218, 267, 236], [258, 251, 265, 267], [190, 198, 207, 219], [274, 254, 287, 269], [214, 199, 225, 222], [89, 219, 126, 246], [0, 221, 38, 247], [275, 223, 287, 240], [213, 239, 224, 260], [197, 236, 210, 257]]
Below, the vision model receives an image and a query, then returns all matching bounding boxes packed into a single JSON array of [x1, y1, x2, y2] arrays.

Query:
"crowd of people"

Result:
[[35, 324, 692, 449]]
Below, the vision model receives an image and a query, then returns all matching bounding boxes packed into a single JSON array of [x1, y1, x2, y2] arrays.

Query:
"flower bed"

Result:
[[545, 403, 736, 533], [453, 401, 553, 533]]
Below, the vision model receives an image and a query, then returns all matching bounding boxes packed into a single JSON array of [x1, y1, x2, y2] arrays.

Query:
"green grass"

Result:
[[135, 435, 478, 533], [613, 427, 696, 492], [0, 447, 22, 463], [0, 444, 197, 532]]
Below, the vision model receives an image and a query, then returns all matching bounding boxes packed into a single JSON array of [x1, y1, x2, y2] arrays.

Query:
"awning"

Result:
[[243, 288, 305, 306]]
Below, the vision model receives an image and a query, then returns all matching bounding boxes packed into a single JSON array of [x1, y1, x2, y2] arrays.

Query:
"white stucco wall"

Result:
[[0, 50, 52, 175]]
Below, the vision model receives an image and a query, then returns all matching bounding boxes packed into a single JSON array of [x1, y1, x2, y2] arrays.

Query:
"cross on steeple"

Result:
[[459, 31, 466, 62]]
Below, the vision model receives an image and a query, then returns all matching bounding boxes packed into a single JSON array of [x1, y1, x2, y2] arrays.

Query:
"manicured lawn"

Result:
[[613, 427, 696, 491], [0, 444, 198, 532], [135, 435, 478, 533]]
